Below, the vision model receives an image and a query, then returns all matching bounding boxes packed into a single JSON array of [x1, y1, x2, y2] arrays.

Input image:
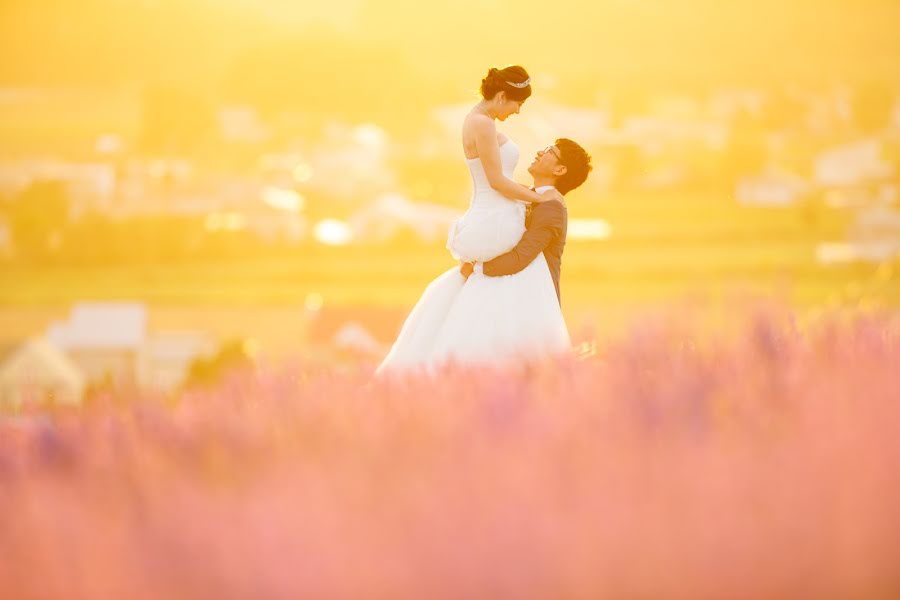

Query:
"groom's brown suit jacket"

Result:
[[482, 200, 568, 305]]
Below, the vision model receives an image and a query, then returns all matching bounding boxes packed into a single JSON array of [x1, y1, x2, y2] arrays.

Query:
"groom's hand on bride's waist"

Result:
[[459, 261, 474, 279]]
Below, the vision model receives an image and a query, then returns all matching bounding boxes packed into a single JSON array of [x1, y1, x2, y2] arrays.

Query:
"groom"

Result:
[[460, 138, 592, 305]]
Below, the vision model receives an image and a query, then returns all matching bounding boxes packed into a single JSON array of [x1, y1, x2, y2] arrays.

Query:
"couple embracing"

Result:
[[377, 65, 592, 376]]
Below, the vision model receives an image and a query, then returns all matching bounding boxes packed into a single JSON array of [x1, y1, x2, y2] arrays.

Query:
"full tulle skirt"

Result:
[[375, 253, 570, 376], [375, 266, 465, 375]]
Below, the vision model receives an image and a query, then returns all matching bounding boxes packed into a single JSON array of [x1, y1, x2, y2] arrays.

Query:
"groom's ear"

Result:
[[553, 164, 568, 177]]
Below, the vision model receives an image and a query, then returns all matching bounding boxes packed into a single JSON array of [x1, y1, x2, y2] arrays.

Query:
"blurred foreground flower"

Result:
[[1, 308, 899, 599]]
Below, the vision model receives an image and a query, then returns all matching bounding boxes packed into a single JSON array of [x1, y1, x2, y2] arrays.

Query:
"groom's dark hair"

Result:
[[554, 138, 592, 195]]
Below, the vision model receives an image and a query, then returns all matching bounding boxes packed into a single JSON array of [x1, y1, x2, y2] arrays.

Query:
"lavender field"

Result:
[[1, 307, 899, 599]]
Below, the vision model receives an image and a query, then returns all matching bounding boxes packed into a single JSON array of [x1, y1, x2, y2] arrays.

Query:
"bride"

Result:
[[376, 65, 571, 375]]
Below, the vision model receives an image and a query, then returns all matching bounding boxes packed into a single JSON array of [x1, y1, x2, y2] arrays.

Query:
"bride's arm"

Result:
[[482, 203, 564, 276], [471, 118, 549, 203]]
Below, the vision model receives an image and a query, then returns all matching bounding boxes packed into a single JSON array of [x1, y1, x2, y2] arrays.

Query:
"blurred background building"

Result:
[[1, 0, 898, 399]]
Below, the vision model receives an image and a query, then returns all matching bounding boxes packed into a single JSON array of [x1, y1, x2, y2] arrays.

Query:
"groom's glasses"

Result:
[[542, 145, 562, 161]]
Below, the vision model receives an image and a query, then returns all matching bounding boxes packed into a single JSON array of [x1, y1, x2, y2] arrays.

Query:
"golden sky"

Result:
[[2, 0, 899, 89]]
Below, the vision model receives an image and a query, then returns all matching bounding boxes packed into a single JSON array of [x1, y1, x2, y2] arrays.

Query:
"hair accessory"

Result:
[[506, 78, 531, 89]]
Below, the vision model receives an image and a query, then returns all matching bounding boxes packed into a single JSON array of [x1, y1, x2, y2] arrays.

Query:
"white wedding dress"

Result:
[[376, 139, 570, 375]]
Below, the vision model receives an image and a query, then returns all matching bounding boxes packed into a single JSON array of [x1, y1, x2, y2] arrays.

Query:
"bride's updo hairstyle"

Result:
[[480, 65, 532, 102]]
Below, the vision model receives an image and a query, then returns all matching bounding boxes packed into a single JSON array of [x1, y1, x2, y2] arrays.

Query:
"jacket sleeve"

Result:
[[482, 203, 563, 277]]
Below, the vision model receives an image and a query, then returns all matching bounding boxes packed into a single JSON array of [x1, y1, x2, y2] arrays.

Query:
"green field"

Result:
[[2, 193, 896, 353], [1, 245, 893, 306], [2, 197, 895, 307]]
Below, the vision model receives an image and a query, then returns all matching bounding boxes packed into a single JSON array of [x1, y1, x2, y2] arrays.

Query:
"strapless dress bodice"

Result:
[[448, 140, 527, 262]]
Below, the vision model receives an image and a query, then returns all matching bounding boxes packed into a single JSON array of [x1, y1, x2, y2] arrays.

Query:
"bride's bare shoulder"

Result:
[[463, 111, 495, 131]]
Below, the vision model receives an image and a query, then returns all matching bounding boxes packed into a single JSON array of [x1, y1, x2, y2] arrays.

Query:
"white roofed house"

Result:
[[816, 187, 900, 264], [47, 303, 146, 386], [736, 170, 811, 207], [45, 303, 224, 392], [815, 139, 893, 188], [814, 138, 895, 208], [0, 338, 86, 408]]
